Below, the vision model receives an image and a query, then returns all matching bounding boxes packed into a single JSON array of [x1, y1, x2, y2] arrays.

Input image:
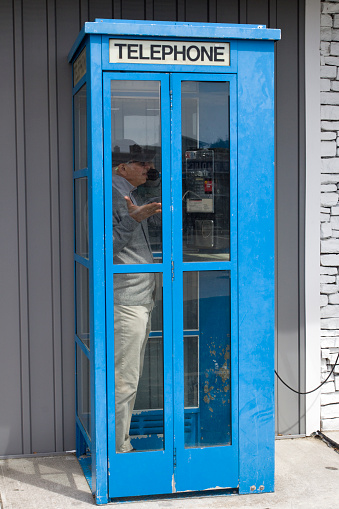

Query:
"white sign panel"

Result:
[[109, 39, 230, 66]]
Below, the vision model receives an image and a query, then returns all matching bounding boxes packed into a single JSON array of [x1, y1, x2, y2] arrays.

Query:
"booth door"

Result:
[[104, 72, 238, 498]]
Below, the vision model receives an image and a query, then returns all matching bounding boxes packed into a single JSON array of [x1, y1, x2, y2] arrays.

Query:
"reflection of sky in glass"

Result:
[[124, 115, 160, 147], [182, 82, 229, 148], [111, 81, 161, 150]]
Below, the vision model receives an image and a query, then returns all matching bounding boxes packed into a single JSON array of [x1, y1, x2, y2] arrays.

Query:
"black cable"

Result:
[[275, 352, 339, 395], [313, 430, 339, 452]]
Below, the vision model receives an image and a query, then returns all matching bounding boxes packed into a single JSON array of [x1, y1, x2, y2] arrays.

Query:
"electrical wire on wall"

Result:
[[275, 352, 339, 395]]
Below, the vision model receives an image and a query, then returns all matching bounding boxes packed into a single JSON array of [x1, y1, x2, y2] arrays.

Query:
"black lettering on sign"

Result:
[[139, 44, 149, 59], [162, 45, 173, 60], [187, 45, 200, 61], [150, 45, 161, 60], [214, 46, 225, 62], [115, 43, 127, 59], [201, 46, 213, 62], [127, 44, 138, 59], [174, 45, 186, 60]]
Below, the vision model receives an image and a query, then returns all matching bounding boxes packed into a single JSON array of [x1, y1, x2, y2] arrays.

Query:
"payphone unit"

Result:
[[183, 148, 230, 253]]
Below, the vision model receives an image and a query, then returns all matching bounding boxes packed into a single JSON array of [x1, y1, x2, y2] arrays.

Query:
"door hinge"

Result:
[[170, 89, 173, 109], [174, 448, 177, 468], [171, 260, 175, 281]]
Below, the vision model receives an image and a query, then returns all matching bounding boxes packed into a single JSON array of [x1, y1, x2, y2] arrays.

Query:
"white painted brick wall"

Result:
[[322, 417, 339, 430], [320, 1, 339, 431], [323, 3, 339, 14], [321, 329, 339, 337]]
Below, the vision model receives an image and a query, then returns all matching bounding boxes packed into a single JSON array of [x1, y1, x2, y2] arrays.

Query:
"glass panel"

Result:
[[76, 345, 91, 437], [75, 177, 88, 259], [111, 81, 162, 263], [76, 263, 89, 349], [134, 337, 163, 410], [181, 82, 230, 262], [184, 336, 198, 408], [184, 271, 231, 448], [183, 272, 198, 330], [74, 84, 87, 171], [113, 272, 163, 452]]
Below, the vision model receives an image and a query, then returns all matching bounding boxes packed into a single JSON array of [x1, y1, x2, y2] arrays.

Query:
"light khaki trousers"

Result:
[[114, 303, 152, 453]]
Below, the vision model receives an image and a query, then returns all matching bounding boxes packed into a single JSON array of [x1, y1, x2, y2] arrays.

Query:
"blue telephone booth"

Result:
[[69, 20, 280, 504]]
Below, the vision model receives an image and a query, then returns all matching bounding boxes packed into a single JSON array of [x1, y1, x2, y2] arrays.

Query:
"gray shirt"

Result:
[[112, 174, 155, 305], [112, 174, 137, 205]]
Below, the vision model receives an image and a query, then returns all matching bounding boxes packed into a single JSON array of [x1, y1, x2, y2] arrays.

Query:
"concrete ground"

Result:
[[0, 433, 339, 509]]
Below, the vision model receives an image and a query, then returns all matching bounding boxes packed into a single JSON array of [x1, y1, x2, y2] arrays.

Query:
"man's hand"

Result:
[[124, 196, 162, 223]]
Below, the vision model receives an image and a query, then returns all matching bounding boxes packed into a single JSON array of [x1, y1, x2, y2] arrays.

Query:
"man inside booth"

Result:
[[112, 140, 161, 453]]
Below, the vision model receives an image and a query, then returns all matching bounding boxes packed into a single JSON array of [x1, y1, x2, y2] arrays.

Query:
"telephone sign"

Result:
[[109, 39, 230, 65]]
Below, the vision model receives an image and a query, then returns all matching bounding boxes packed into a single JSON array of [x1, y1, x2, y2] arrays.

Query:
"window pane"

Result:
[[76, 263, 89, 349], [184, 336, 198, 408], [76, 345, 91, 437], [184, 271, 231, 448], [182, 82, 230, 262], [113, 272, 164, 452], [183, 272, 198, 330], [75, 177, 88, 259], [74, 84, 87, 171], [111, 81, 162, 263]]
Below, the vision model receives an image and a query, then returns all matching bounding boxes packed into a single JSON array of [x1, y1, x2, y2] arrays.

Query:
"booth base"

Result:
[[78, 454, 92, 490], [107, 487, 239, 505]]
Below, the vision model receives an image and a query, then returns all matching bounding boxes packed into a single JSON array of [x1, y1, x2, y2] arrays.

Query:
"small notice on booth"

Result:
[[73, 48, 86, 86], [109, 39, 230, 66]]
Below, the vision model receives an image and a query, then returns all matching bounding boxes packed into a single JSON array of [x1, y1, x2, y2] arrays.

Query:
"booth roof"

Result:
[[68, 19, 281, 62]]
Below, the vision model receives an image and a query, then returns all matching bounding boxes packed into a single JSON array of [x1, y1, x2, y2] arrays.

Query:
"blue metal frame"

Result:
[[104, 72, 174, 499], [69, 19, 279, 504], [87, 35, 108, 504], [237, 40, 276, 495], [171, 73, 239, 492], [103, 71, 240, 496], [72, 36, 92, 495]]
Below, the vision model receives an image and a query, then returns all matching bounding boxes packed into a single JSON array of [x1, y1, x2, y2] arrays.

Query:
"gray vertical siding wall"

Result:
[[0, 0, 305, 456], [275, 0, 306, 435], [0, 0, 77, 455]]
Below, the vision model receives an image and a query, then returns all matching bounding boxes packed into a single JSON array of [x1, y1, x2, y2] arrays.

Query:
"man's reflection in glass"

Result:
[[112, 139, 161, 452]]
